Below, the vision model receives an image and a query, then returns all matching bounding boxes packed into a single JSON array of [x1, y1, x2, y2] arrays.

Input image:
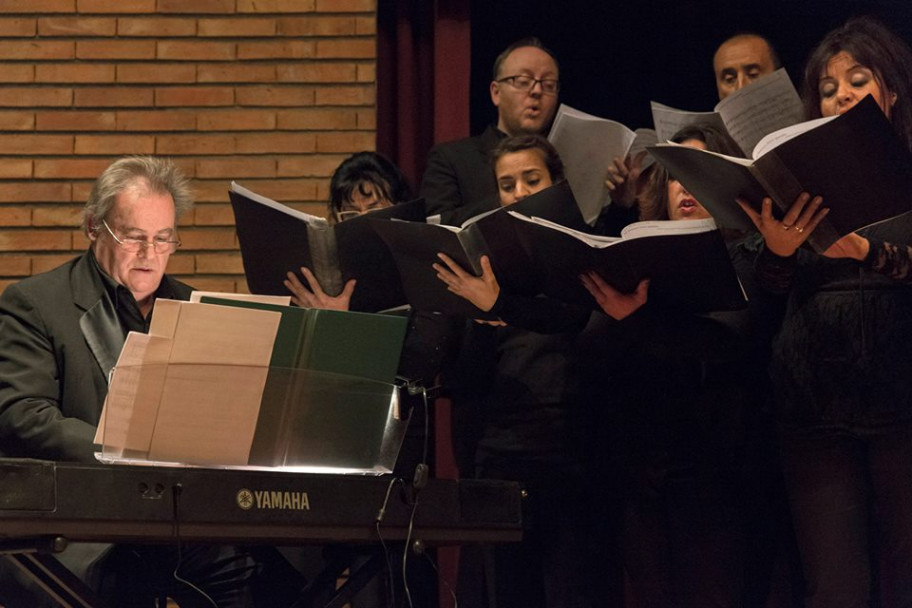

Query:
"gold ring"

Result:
[[796, 226, 804, 233], [782, 224, 792, 230]]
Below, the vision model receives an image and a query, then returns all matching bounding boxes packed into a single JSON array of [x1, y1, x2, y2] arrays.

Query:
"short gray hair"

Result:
[[82, 156, 193, 235]]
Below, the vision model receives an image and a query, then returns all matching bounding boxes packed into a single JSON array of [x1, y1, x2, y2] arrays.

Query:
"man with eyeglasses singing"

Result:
[[0, 156, 302, 607], [420, 36, 560, 225]]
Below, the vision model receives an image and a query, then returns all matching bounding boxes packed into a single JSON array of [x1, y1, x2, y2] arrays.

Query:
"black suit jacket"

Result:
[[420, 124, 505, 226], [0, 252, 192, 462]]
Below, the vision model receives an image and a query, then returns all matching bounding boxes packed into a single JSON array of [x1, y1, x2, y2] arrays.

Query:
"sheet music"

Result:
[[548, 103, 636, 223], [717, 68, 806, 156]]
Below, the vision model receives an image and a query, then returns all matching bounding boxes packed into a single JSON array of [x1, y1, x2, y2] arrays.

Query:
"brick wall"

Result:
[[0, 0, 377, 294]]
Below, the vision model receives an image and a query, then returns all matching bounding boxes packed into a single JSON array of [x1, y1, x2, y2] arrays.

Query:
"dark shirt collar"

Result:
[[87, 248, 176, 334]]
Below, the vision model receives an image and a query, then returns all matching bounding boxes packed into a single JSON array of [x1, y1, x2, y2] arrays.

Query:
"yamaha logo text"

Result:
[[236, 488, 310, 511]]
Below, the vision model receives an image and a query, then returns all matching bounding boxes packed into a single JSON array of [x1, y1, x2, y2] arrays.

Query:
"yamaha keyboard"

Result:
[[0, 459, 522, 607], [0, 459, 522, 544]]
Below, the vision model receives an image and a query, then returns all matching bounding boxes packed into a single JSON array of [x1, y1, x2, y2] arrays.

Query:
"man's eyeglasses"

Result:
[[101, 219, 181, 254], [496, 74, 560, 95]]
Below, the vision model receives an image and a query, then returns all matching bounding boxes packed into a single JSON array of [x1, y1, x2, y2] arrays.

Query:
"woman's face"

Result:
[[336, 181, 393, 221], [666, 138, 712, 222], [818, 51, 894, 118], [495, 148, 553, 207]]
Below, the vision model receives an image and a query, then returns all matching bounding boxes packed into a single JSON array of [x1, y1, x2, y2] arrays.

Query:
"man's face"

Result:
[[490, 46, 559, 136], [90, 184, 177, 306], [713, 36, 776, 100]]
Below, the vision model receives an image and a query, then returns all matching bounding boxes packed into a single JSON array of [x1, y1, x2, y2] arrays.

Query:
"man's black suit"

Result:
[[0, 251, 191, 462], [420, 124, 505, 226]]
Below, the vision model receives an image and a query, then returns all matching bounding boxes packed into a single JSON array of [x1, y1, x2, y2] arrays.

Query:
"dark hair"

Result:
[[491, 134, 565, 183], [715, 33, 782, 70], [492, 37, 560, 80], [640, 124, 741, 221], [802, 15, 912, 150], [328, 151, 412, 216]]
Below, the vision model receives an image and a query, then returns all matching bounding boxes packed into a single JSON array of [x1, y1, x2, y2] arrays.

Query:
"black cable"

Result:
[[170, 482, 218, 608]]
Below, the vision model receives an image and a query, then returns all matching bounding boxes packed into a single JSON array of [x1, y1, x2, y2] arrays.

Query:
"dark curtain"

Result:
[[377, 0, 471, 195]]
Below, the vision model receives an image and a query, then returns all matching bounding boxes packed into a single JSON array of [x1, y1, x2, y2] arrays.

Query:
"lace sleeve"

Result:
[[865, 239, 912, 281], [754, 245, 798, 293]]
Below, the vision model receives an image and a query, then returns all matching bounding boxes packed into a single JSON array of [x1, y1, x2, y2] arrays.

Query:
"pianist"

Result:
[[0, 156, 301, 607]]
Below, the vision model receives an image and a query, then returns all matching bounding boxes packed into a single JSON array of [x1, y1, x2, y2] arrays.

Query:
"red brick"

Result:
[[314, 85, 374, 106], [36, 63, 116, 83], [276, 109, 356, 130], [5, 134, 73, 155], [237, 0, 315, 12], [235, 85, 314, 107], [0, 230, 72, 252], [0, 41, 74, 60], [116, 63, 196, 83], [315, 38, 374, 59], [236, 41, 315, 60], [0, 207, 31, 226], [0, 65, 35, 83], [183, 277, 239, 292], [157, 0, 234, 13], [356, 108, 375, 129], [177, 227, 236, 250], [196, 158, 277, 179], [32, 254, 82, 274], [0, 161, 32, 179], [37, 111, 115, 131], [32, 206, 82, 227], [0, 18, 36, 36], [76, 39, 155, 60], [0, 88, 72, 107], [277, 154, 348, 177], [74, 87, 153, 107], [165, 254, 195, 275], [155, 87, 234, 107], [197, 110, 276, 131], [192, 180, 232, 203], [157, 41, 235, 61], [34, 158, 117, 180], [0, 0, 74, 12], [356, 63, 375, 82], [193, 203, 235, 225], [72, 182, 93, 203], [315, 181, 329, 200], [156, 134, 236, 155], [195, 252, 244, 273], [172, 158, 197, 178], [74, 135, 155, 155], [70, 230, 88, 246], [76, 0, 154, 12], [197, 64, 276, 83], [0, 255, 32, 275], [0, 111, 36, 130], [39, 17, 115, 36], [198, 18, 274, 37], [275, 63, 356, 83], [117, 17, 197, 37], [315, 131, 374, 153], [315, 0, 374, 11], [234, 178, 320, 201], [0, 182, 71, 203], [235, 133, 316, 154], [276, 16, 354, 36], [354, 16, 375, 35], [115, 111, 195, 132]]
